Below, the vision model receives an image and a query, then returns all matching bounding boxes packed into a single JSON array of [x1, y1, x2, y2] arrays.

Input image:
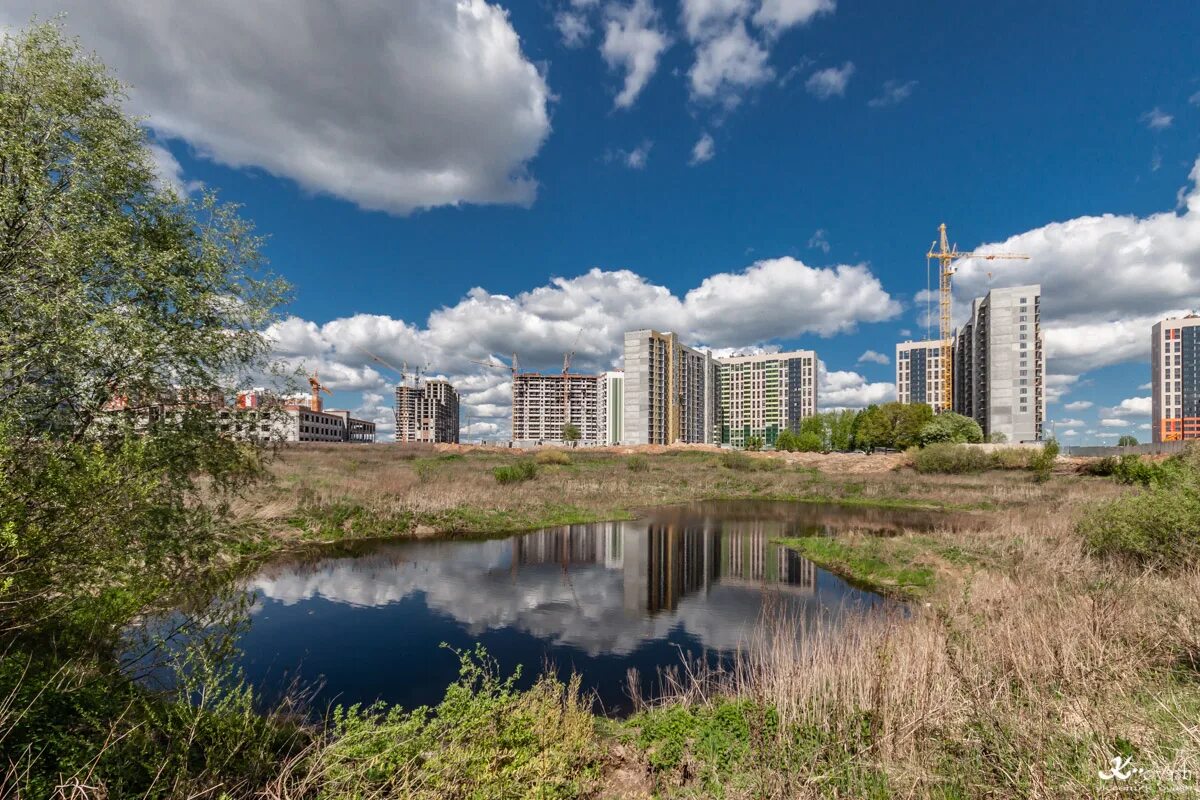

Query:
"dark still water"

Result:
[[237, 501, 957, 714]]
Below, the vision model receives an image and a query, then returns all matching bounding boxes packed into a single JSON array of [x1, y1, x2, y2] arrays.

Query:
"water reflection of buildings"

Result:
[[512, 519, 817, 615]]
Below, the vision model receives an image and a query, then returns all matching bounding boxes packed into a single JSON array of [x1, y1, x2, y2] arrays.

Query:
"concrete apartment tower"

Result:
[[395, 379, 460, 443], [622, 330, 716, 445], [511, 373, 602, 446], [895, 339, 952, 412], [953, 284, 1044, 442], [601, 371, 624, 445], [716, 350, 817, 448], [1151, 315, 1200, 443]]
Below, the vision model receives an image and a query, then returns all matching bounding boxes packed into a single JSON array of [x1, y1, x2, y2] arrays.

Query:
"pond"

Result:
[[236, 500, 968, 714]]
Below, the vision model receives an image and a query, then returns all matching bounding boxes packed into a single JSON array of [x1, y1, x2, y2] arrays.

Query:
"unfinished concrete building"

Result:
[[622, 330, 717, 445], [511, 373, 602, 446], [953, 284, 1044, 442], [395, 379, 460, 443]]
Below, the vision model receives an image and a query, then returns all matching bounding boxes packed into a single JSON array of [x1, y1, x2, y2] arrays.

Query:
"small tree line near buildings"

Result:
[[771, 402, 995, 453]]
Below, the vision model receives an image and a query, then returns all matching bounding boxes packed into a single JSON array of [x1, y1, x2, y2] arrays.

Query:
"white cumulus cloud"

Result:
[[805, 61, 854, 99], [867, 79, 917, 109], [1099, 418, 1130, 428], [269, 260, 900, 439], [1109, 396, 1152, 417], [950, 157, 1200, 376], [1142, 107, 1174, 130], [601, 0, 671, 108], [3, 1, 553, 215], [856, 350, 889, 365], [690, 132, 716, 165], [1064, 401, 1094, 411], [818, 364, 894, 409]]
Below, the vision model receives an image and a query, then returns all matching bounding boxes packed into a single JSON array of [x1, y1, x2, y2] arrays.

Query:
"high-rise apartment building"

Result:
[[601, 371, 624, 445], [512, 373, 602, 445], [895, 339, 951, 412], [716, 350, 817, 448], [395, 379, 460, 443], [1151, 315, 1200, 443], [622, 330, 717, 445], [953, 284, 1044, 442]]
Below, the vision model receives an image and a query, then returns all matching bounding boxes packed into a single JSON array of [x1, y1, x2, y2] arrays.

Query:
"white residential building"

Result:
[[716, 350, 817, 449]]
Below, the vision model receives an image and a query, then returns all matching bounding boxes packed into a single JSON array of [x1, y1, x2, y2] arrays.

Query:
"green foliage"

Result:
[[535, 449, 572, 465], [745, 435, 764, 451], [561, 423, 581, 442], [627, 454, 649, 472], [853, 403, 934, 451], [986, 431, 1008, 444], [1078, 456, 1119, 477], [910, 443, 996, 474], [1029, 439, 1060, 482], [774, 429, 800, 451], [1078, 445, 1200, 567], [918, 413, 984, 446], [797, 431, 824, 452], [493, 460, 538, 484], [0, 23, 289, 795], [1117, 434, 1139, 447], [311, 645, 599, 799]]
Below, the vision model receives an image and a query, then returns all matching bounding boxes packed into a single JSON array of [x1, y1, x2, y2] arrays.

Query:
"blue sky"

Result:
[[6, 0, 1199, 441]]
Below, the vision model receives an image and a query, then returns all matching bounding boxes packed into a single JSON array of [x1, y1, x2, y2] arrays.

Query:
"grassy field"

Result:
[[231, 445, 1200, 799], [240, 444, 1061, 549]]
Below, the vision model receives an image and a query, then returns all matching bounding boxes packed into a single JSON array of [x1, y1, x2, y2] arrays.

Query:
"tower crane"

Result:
[[926, 223, 1029, 408], [562, 328, 583, 443], [307, 371, 333, 412], [357, 346, 413, 440], [472, 353, 520, 443]]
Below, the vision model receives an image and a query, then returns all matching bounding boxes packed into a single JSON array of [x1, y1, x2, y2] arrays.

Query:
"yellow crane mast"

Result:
[[926, 223, 1029, 408]]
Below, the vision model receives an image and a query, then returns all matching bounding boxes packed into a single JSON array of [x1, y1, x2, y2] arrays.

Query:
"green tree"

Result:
[[890, 402, 934, 449], [798, 415, 828, 449], [0, 23, 289, 795], [1118, 435, 1139, 447], [796, 431, 824, 452], [986, 431, 1008, 444], [774, 429, 800, 451], [828, 409, 858, 452], [562, 423, 581, 442], [919, 413, 984, 446], [855, 405, 891, 452]]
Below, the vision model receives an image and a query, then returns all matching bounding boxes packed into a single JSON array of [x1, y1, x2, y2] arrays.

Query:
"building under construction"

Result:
[[395, 378, 460, 443], [511, 373, 602, 446]]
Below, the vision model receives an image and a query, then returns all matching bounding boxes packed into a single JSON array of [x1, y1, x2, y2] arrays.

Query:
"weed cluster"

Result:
[[272, 646, 599, 799], [493, 460, 538, 484], [535, 449, 572, 465]]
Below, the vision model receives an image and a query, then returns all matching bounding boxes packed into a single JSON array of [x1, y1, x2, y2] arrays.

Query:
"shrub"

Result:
[[991, 448, 1035, 469], [627, 455, 649, 472], [986, 432, 1008, 444], [1078, 456, 1119, 477], [493, 461, 538, 484], [535, 449, 571, 465], [796, 431, 823, 452], [774, 429, 800, 452], [1079, 485, 1200, 567], [909, 443, 994, 474]]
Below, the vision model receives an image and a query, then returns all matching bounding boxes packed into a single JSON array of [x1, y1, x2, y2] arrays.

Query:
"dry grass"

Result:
[[618, 481, 1200, 798], [239, 444, 1077, 546]]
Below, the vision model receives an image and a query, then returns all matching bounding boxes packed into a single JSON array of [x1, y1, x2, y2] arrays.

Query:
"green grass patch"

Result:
[[774, 534, 939, 597], [493, 460, 538, 484]]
